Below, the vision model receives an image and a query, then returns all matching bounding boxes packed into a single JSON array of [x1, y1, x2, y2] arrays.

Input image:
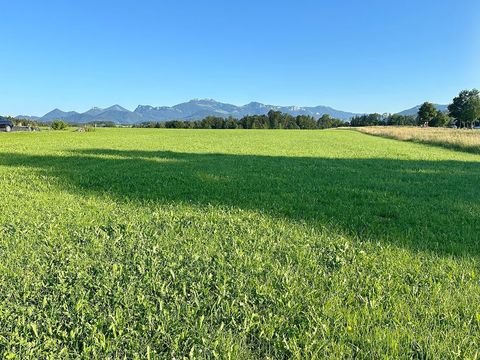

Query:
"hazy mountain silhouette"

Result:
[[15, 99, 448, 124]]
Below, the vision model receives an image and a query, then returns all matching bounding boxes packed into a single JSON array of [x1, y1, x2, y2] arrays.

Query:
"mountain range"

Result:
[[396, 104, 448, 116], [14, 99, 448, 124]]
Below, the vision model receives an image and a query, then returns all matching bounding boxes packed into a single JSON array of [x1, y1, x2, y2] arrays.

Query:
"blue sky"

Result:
[[1, 0, 478, 116]]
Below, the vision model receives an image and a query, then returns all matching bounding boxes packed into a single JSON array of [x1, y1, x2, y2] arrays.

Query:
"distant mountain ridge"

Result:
[[14, 99, 449, 124], [15, 99, 360, 124], [397, 104, 448, 116]]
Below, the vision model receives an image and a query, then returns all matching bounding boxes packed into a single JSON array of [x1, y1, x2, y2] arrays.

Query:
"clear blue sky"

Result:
[[1, 0, 478, 116]]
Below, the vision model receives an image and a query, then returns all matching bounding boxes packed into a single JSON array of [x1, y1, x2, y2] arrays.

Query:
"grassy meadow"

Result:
[[359, 126, 480, 154], [0, 128, 479, 358]]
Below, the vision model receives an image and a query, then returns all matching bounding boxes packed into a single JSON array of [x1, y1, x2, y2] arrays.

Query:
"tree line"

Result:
[[350, 111, 451, 127], [352, 89, 480, 128], [7, 117, 119, 129], [350, 113, 417, 127], [2, 116, 50, 127], [417, 89, 480, 128], [133, 111, 345, 129]]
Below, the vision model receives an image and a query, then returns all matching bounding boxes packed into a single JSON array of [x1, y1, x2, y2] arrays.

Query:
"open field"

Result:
[[358, 126, 480, 154], [0, 129, 479, 358]]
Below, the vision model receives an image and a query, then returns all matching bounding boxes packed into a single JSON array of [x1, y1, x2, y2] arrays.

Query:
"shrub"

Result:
[[51, 120, 68, 130]]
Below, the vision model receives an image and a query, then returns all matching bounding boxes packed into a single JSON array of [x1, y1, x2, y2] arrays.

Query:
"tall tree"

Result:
[[448, 89, 480, 128], [429, 110, 450, 127], [417, 102, 437, 127]]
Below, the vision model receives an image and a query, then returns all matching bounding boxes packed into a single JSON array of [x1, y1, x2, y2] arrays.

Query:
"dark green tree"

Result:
[[350, 113, 384, 127], [267, 110, 281, 129], [51, 120, 68, 130], [429, 111, 450, 127], [417, 102, 437, 127], [317, 114, 343, 129], [224, 117, 238, 129], [296, 115, 316, 129], [448, 89, 480, 128]]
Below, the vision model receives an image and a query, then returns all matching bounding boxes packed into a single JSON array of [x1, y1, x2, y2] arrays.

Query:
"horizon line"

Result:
[[10, 98, 450, 118]]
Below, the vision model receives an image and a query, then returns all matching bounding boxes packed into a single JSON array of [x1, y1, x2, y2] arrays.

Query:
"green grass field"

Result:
[[0, 129, 479, 359]]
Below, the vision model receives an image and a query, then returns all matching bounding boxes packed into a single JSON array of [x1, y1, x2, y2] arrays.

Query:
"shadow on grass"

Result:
[[1, 148, 479, 257]]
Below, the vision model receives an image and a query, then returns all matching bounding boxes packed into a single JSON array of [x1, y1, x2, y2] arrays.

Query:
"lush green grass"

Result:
[[0, 129, 479, 359]]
